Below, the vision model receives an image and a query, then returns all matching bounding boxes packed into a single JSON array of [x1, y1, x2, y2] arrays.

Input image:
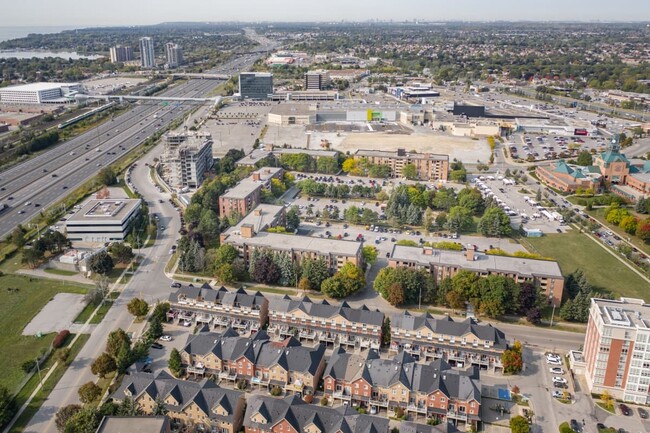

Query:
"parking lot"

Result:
[[508, 134, 608, 163]]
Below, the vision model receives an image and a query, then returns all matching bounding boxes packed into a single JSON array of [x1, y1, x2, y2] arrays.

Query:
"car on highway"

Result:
[[24, 201, 31, 206], [51, 173, 58, 178], [553, 376, 567, 384], [18, 210, 25, 214], [549, 367, 565, 375], [34, 203, 40, 207], [619, 404, 631, 416], [62, 186, 68, 189]]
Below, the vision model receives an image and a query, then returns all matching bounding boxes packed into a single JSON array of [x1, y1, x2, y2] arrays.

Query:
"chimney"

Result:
[[252, 172, 261, 181], [241, 224, 255, 238], [397, 148, 406, 157], [254, 208, 262, 217], [465, 249, 475, 261], [423, 247, 433, 255]]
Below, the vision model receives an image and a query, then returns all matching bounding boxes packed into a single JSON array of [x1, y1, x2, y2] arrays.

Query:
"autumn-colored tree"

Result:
[[386, 283, 406, 306]]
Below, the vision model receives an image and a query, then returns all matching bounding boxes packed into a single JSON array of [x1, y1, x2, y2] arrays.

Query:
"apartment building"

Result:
[[165, 42, 184, 68], [389, 245, 564, 306], [161, 132, 213, 190], [140, 37, 155, 69], [583, 297, 650, 404], [244, 394, 390, 433], [323, 349, 481, 427], [180, 327, 326, 397], [267, 296, 384, 350], [353, 149, 449, 181], [305, 70, 331, 90], [168, 284, 269, 335], [112, 371, 246, 433], [390, 311, 507, 370], [109, 45, 134, 63], [218, 167, 284, 217]]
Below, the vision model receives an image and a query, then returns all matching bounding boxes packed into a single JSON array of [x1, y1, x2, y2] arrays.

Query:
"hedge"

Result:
[[52, 329, 70, 349]]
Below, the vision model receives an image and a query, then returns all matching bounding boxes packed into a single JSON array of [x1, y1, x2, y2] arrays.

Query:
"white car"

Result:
[[553, 376, 568, 384], [160, 335, 173, 341], [547, 358, 562, 366], [552, 390, 564, 399], [549, 367, 565, 375], [546, 353, 561, 361]]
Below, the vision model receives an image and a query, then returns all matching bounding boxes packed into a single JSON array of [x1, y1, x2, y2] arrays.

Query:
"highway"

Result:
[[0, 78, 220, 238]]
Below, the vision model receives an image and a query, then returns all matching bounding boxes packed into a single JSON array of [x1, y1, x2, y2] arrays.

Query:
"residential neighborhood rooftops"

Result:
[[269, 295, 384, 327], [221, 167, 283, 199], [168, 284, 267, 310], [223, 230, 363, 257], [95, 416, 170, 433], [229, 204, 285, 234]]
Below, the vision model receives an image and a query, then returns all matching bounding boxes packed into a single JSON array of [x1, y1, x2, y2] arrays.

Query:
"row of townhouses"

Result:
[[167, 284, 508, 370]]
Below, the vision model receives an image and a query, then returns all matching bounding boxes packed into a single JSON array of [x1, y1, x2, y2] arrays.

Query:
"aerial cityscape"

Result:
[[0, 4, 649, 433]]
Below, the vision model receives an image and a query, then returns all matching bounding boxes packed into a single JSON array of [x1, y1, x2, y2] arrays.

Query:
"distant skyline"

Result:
[[1, 0, 649, 28]]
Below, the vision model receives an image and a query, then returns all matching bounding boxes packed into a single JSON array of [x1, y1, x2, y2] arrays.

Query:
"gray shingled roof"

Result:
[[400, 421, 459, 433], [168, 284, 266, 310], [244, 394, 389, 433], [269, 296, 384, 327]]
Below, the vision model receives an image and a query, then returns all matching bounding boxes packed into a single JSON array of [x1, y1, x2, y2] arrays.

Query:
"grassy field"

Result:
[[43, 268, 78, 277], [523, 230, 648, 298], [0, 275, 89, 392], [586, 207, 650, 256]]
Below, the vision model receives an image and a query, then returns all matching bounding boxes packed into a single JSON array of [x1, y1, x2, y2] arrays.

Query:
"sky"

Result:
[[1, 0, 649, 27]]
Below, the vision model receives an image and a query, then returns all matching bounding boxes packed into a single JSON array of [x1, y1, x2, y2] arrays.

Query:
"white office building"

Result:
[[65, 199, 142, 244], [165, 43, 183, 68], [0, 82, 83, 104], [140, 37, 155, 69]]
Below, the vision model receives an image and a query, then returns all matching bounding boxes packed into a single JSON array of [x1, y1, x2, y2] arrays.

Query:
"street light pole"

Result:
[[418, 285, 422, 310], [549, 302, 556, 328], [35, 357, 43, 387]]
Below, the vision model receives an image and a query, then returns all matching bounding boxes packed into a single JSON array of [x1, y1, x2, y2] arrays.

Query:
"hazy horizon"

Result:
[[1, 0, 649, 28]]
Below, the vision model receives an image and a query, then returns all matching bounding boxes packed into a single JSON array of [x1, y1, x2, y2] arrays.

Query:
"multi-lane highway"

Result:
[[0, 78, 219, 238]]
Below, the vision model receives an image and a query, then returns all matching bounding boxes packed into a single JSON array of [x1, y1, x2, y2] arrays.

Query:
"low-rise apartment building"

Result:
[[268, 296, 384, 350], [353, 149, 449, 181], [218, 167, 284, 217], [244, 394, 389, 433], [390, 311, 507, 370], [323, 349, 481, 427], [168, 284, 269, 335], [583, 297, 650, 404], [389, 245, 564, 306], [112, 371, 245, 433], [180, 327, 326, 397]]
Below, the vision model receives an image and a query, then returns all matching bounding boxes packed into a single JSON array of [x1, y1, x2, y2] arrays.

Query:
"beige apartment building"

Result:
[[353, 148, 449, 181], [218, 167, 284, 217]]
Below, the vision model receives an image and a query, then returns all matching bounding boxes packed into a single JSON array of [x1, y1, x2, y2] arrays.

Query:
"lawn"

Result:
[[73, 300, 114, 324], [44, 268, 78, 277], [523, 230, 648, 298], [0, 274, 89, 393], [587, 207, 650, 257]]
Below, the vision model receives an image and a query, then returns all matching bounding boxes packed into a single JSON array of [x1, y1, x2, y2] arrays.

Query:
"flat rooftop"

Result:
[[355, 149, 449, 161], [593, 298, 650, 329], [224, 230, 362, 257], [231, 204, 284, 233], [269, 104, 316, 116], [0, 82, 80, 92], [221, 167, 283, 199], [66, 199, 141, 223], [391, 245, 563, 279]]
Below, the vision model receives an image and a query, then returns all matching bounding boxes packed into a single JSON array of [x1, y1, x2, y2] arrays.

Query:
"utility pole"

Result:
[[549, 301, 556, 328]]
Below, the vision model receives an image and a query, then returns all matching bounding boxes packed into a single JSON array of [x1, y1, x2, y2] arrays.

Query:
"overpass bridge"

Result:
[[170, 73, 231, 80], [76, 94, 223, 106]]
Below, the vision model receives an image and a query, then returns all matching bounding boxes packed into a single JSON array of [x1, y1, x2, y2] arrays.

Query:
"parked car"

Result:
[[151, 342, 163, 350], [619, 404, 631, 416], [549, 367, 565, 375], [638, 408, 648, 419], [160, 335, 173, 341], [570, 419, 581, 432], [170, 282, 181, 288], [553, 377, 568, 384], [552, 390, 563, 399]]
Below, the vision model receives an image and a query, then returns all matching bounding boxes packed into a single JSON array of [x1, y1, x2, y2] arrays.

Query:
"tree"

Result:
[[97, 167, 117, 186], [502, 341, 523, 374], [301, 258, 330, 290], [526, 308, 542, 325], [63, 406, 101, 433], [147, 316, 163, 340], [619, 215, 638, 234], [458, 188, 485, 215], [445, 206, 472, 233], [127, 298, 149, 318], [78, 382, 102, 404], [150, 302, 170, 323], [11, 226, 26, 247], [169, 348, 182, 377], [22, 247, 44, 268], [381, 317, 391, 347], [214, 244, 238, 266], [576, 150, 593, 166], [298, 277, 312, 291], [321, 276, 347, 298], [215, 263, 236, 285], [106, 329, 131, 358], [107, 243, 134, 264], [636, 219, 650, 241], [152, 396, 167, 416], [0, 386, 15, 429], [510, 415, 530, 433], [286, 206, 301, 231], [91, 353, 116, 378], [251, 253, 281, 285], [56, 347, 72, 365], [478, 207, 512, 237], [386, 283, 406, 306], [55, 404, 82, 433], [402, 163, 417, 180], [88, 251, 114, 275], [342, 158, 357, 173], [362, 246, 378, 266]]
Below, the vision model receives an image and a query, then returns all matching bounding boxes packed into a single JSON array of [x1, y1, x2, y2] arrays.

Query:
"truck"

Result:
[[551, 211, 564, 223], [541, 210, 554, 220]]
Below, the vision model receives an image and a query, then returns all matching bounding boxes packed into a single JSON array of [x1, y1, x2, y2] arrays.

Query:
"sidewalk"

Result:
[[17, 267, 93, 286]]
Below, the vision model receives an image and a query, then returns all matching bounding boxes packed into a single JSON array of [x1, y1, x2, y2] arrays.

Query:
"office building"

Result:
[[583, 297, 650, 404], [239, 72, 273, 100], [389, 245, 564, 306], [139, 37, 155, 69], [535, 160, 601, 193], [267, 296, 384, 350], [165, 42, 183, 68], [109, 45, 134, 63], [161, 132, 213, 190], [324, 350, 481, 427], [65, 199, 141, 244], [390, 311, 508, 370], [0, 82, 83, 104], [353, 149, 449, 181], [218, 167, 284, 217], [304, 70, 330, 90]]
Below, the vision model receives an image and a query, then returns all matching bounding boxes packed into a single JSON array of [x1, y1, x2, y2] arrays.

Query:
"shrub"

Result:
[[320, 397, 329, 406], [303, 394, 314, 404], [21, 360, 37, 373], [270, 386, 282, 396], [53, 330, 70, 349]]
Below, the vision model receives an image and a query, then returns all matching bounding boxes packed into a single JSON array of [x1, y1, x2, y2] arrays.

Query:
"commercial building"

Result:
[[389, 245, 564, 306], [139, 37, 155, 69], [390, 311, 507, 370], [64, 199, 141, 244], [168, 284, 269, 335], [583, 297, 650, 404], [161, 132, 213, 190], [95, 416, 170, 433], [165, 42, 184, 68], [535, 160, 601, 193], [268, 296, 384, 350], [267, 104, 317, 125], [305, 71, 331, 90], [244, 394, 389, 433], [239, 72, 273, 100], [180, 327, 327, 397], [0, 82, 83, 104], [218, 167, 284, 217], [324, 350, 481, 427], [109, 45, 134, 63], [270, 90, 339, 101], [112, 371, 246, 433], [353, 149, 449, 181]]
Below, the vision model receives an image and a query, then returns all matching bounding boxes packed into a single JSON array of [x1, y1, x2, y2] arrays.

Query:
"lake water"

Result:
[[0, 26, 104, 59], [0, 50, 104, 60], [0, 26, 77, 42]]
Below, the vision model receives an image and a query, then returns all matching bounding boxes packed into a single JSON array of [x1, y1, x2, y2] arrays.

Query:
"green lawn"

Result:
[[73, 300, 114, 324], [0, 275, 89, 392], [523, 231, 648, 298], [44, 268, 78, 277], [587, 208, 650, 257]]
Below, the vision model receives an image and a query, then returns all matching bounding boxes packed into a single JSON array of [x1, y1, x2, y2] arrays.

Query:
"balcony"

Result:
[[218, 371, 237, 381], [286, 380, 304, 392], [299, 330, 317, 340], [319, 332, 336, 342], [446, 411, 468, 421], [214, 317, 230, 327], [187, 364, 206, 375], [251, 376, 269, 385], [333, 391, 352, 400], [196, 314, 213, 324], [370, 341, 381, 350], [341, 336, 357, 347], [370, 398, 389, 408], [407, 404, 427, 414]]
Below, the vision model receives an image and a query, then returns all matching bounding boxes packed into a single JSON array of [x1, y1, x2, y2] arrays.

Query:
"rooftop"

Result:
[[355, 149, 449, 161], [593, 298, 650, 329], [269, 104, 316, 116], [0, 82, 81, 92], [221, 167, 283, 199], [231, 204, 285, 233], [66, 199, 141, 223], [224, 230, 362, 257], [95, 416, 169, 433], [390, 245, 563, 279]]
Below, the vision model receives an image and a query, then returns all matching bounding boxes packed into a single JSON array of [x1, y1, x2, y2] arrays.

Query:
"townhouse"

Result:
[[323, 349, 481, 428], [244, 394, 390, 433], [389, 244, 564, 306], [390, 311, 508, 371], [218, 167, 284, 218], [112, 371, 245, 433], [180, 327, 327, 398], [168, 284, 269, 335], [268, 295, 385, 350]]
